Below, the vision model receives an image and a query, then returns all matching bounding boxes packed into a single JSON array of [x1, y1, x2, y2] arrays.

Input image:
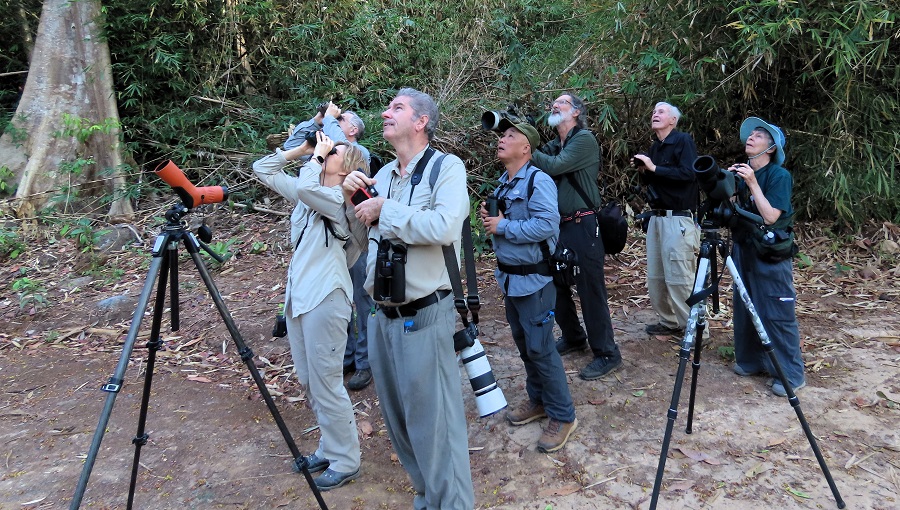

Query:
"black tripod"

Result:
[[649, 229, 845, 509], [70, 203, 328, 510]]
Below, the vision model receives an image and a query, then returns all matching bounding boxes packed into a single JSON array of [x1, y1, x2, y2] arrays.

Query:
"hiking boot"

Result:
[[771, 380, 806, 397], [645, 323, 684, 336], [555, 337, 588, 356], [347, 368, 372, 391], [295, 452, 329, 475], [506, 400, 547, 426], [314, 467, 361, 491], [579, 354, 622, 380], [537, 417, 578, 453]]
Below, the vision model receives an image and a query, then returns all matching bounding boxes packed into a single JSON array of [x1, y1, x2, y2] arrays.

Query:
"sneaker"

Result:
[[733, 364, 765, 377], [537, 418, 578, 453], [295, 452, 329, 475], [645, 323, 684, 336], [347, 368, 372, 391], [771, 380, 806, 397], [506, 400, 547, 426], [555, 336, 588, 356], [314, 467, 361, 491], [579, 354, 622, 380]]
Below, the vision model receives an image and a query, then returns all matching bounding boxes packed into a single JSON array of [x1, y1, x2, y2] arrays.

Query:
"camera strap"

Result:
[[422, 151, 481, 327]]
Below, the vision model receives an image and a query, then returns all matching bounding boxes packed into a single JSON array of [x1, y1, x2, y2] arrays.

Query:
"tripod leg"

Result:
[[70, 235, 170, 510], [181, 233, 328, 509], [126, 248, 172, 510], [650, 255, 711, 510], [684, 310, 706, 435], [725, 256, 845, 509], [685, 253, 712, 434]]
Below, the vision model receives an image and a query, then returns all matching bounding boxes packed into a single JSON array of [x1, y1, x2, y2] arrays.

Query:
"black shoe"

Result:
[[343, 363, 355, 375], [579, 355, 622, 380], [555, 337, 588, 356], [347, 368, 372, 391], [314, 467, 361, 491], [645, 323, 684, 336], [295, 452, 329, 475]]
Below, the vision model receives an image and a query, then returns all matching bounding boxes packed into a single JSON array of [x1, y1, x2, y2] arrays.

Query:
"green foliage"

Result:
[[205, 238, 237, 265], [0, 226, 26, 259], [12, 277, 48, 311], [60, 218, 110, 253], [0, 165, 16, 195], [3, 0, 895, 227], [55, 113, 120, 144]]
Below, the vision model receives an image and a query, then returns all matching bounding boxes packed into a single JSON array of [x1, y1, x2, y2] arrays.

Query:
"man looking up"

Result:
[[632, 102, 701, 338], [531, 93, 622, 381], [341, 88, 474, 509], [481, 118, 577, 453], [284, 101, 371, 165]]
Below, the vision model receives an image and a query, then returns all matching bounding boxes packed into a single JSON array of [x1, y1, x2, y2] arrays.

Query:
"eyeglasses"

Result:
[[327, 147, 338, 156], [551, 99, 574, 108]]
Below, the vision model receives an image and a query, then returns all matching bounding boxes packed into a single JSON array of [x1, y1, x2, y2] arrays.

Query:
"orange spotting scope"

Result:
[[154, 160, 229, 209]]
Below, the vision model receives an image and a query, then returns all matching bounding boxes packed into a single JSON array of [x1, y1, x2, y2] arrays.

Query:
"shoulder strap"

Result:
[[431, 153, 480, 328], [525, 169, 552, 260], [564, 173, 596, 210]]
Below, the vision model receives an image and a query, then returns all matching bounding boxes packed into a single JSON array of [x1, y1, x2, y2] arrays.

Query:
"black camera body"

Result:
[[552, 247, 578, 273], [374, 240, 407, 303], [453, 323, 477, 351], [272, 313, 287, 338]]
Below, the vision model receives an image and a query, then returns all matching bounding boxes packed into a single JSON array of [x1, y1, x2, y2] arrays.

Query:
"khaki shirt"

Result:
[[353, 147, 470, 305]]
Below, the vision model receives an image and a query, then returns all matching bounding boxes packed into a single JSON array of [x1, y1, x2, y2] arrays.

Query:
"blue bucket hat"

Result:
[[740, 117, 786, 166]]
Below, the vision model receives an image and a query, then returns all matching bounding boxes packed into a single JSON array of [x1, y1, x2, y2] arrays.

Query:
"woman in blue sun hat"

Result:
[[728, 117, 805, 398]]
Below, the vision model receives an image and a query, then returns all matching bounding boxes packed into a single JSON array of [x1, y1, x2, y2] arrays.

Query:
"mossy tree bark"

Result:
[[0, 0, 133, 223]]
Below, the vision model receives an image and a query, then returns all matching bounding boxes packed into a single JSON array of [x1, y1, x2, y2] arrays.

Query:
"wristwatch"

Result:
[[314, 155, 325, 164]]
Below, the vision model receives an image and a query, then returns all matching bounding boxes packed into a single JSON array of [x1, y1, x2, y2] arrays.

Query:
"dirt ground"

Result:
[[1, 207, 899, 510]]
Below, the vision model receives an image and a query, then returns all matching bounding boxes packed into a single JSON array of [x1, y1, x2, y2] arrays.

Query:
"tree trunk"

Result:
[[0, 0, 134, 223]]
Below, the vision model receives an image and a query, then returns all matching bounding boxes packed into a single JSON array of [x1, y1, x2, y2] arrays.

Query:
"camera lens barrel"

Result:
[[481, 111, 503, 131], [460, 338, 508, 417]]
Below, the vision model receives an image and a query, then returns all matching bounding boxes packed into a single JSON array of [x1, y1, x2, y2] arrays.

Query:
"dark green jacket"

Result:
[[531, 126, 601, 215]]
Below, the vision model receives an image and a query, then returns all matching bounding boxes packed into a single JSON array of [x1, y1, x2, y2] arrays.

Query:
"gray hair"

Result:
[[564, 92, 588, 129], [655, 102, 682, 123], [343, 110, 365, 139], [397, 87, 439, 140]]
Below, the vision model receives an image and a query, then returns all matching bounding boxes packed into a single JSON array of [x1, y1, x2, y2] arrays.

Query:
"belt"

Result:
[[498, 260, 552, 276], [650, 209, 693, 218], [561, 209, 595, 223], [379, 289, 451, 319]]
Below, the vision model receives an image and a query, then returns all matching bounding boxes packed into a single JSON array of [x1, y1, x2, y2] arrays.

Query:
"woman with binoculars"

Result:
[[252, 131, 367, 491]]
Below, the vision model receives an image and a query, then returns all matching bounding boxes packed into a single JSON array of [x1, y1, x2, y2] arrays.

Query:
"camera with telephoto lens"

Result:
[[457, 326, 508, 418], [374, 240, 407, 303], [481, 105, 536, 132]]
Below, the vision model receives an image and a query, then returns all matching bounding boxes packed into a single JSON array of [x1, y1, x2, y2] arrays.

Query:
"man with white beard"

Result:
[[530, 93, 622, 381]]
